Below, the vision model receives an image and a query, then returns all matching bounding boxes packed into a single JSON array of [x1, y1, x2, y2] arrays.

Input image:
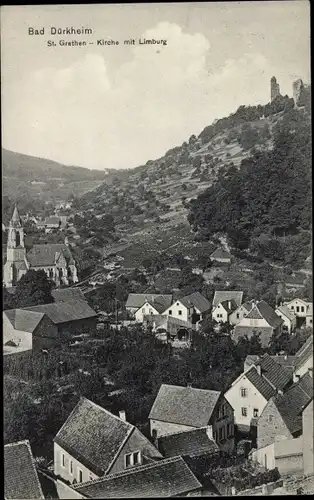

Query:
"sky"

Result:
[[1, 1, 310, 171]]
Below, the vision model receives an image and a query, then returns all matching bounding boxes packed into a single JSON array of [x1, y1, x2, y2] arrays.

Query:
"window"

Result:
[[177, 302, 180, 306], [301, 306, 305, 312], [241, 407, 248, 417], [310, 319, 313, 324], [253, 408, 259, 418], [149, 309, 153, 315], [133, 451, 141, 465], [125, 451, 141, 468], [178, 310, 182, 316], [69, 460, 73, 475], [228, 423, 233, 437], [240, 388, 248, 398], [61, 453, 65, 467], [78, 469, 83, 483], [169, 310, 172, 315], [296, 306, 300, 312], [236, 313, 240, 319], [219, 427, 223, 441], [291, 306, 294, 310], [268, 415, 274, 423], [142, 308, 145, 313]]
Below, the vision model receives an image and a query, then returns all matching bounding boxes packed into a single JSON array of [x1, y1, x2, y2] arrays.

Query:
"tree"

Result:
[[14, 269, 54, 308]]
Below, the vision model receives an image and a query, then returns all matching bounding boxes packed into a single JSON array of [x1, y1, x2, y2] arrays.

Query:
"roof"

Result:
[[212, 291, 243, 308], [258, 353, 293, 391], [246, 301, 283, 328], [54, 398, 134, 476], [126, 293, 172, 309], [179, 291, 211, 313], [144, 296, 173, 314], [294, 335, 313, 371], [220, 299, 238, 314], [270, 355, 296, 372], [10, 205, 22, 228], [23, 299, 97, 325], [26, 243, 74, 267], [157, 428, 219, 458], [275, 305, 296, 321], [244, 355, 261, 368], [4, 309, 45, 333], [51, 288, 85, 302], [273, 372, 313, 435], [72, 456, 202, 498], [210, 248, 232, 260], [4, 440, 44, 499], [244, 367, 276, 400], [148, 384, 221, 427], [45, 216, 60, 226]]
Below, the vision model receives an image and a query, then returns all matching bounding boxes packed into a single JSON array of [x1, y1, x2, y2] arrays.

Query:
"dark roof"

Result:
[[273, 372, 313, 435], [270, 355, 296, 373], [146, 297, 172, 314], [45, 216, 60, 226], [4, 309, 45, 333], [26, 243, 74, 267], [213, 291, 243, 308], [126, 293, 172, 309], [258, 353, 293, 391], [51, 288, 85, 302], [220, 299, 238, 314], [294, 336, 313, 371], [275, 305, 296, 321], [10, 205, 22, 228], [149, 384, 221, 427], [4, 440, 44, 499], [23, 299, 97, 324], [72, 456, 202, 498], [179, 291, 211, 313], [157, 428, 219, 458], [210, 248, 232, 260], [245, 367, 276, 400], [246, 301, 283, 328], [54, 398, 134, 476]]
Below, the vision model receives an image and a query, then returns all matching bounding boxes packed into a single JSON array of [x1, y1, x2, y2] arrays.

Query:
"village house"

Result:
[[225, 354, 293, 435], [210, 248, 232, 264], [162, 292, 211, 325], [22, 299, 98, 338], [125, 293, 172, 317], [57, 456, 202, 499], [148, 384, 235, 454], [251, 372, 313, 472], [44, 216, 61, 233], [229, 301, 254, 326], [4, 440, 45, 499], [3, 308, 59, 354], [212, 290, 243, 324], [3, 206, 79, 287], [135, 295, 172, 323], [275, 304, 297, 333], [293, 335, 313, 382], [284, 297, 313, 328], [54, 397, 163, 486], [232, 300, 283, 347]]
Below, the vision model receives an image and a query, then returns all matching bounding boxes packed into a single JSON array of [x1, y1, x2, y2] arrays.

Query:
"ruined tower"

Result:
[[293, 78, 304, 106], [270, 76, 280, 102]]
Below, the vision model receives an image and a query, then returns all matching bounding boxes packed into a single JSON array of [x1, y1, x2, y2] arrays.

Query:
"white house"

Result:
[[212, 299, 238, 324], [162, 298, 193, 323], [125, 294, 172, 317], [135, 297, 171, 323], [284, 298, 313, 328], [162, 292, 210, 325], [275, 305, 297, 333], [229, 301, 253, 326]]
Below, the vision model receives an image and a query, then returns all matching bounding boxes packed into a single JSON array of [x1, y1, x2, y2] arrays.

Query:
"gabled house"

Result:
[[54, 397, 163, 485], [232, 300, 283, 347], [4, 440, 45, 499], [275, 304, 297, 333], [229, 301, 254, 326], [148, 384, 235, 453], [210, 248, 232, 264], [162, 292, 211, 325], [135, 296, 172, 323], [212, 291, 243, 323], [212, 291, 243, 309], [60, 457, 202, 498], [293, 335, 313, 382], [252, 372, 313, 471], [284, 298, 313, 328], [126, 293, 172, 317]]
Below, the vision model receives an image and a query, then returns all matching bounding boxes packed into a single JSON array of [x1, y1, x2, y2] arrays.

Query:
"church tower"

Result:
[[3, 205, 28, 287]]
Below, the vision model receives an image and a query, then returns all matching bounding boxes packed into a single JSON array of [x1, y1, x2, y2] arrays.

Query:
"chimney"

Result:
[[228, 300, 232, 310], [256, 364, 262, 376], [187, 382, 192, 388], [284, 354, 288, 360], [119, 410, 126, 421]]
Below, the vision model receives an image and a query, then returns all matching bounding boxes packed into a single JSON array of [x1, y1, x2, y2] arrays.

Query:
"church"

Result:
[[3, 205, 79, 288]]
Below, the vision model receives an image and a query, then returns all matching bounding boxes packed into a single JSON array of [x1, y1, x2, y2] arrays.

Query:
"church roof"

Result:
[[10, 205, 22, 228], [26, 244, 74, 267]]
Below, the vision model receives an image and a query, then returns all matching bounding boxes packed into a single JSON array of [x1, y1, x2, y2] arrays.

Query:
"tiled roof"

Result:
[[270, 355, 296, 372], [245, 367, 276, 400], [210, 248, 232, 260], [148, 384, 221, 427], [247, 301, 283, 328], [212, 291, 243, 308], [4, 309, 45, 333], [258, 353, 293, 391], [4, 440, 44, 499], [145, 297, 172, 314], [27, 243, 74, 267], [157, 428, 219, 458], [295, 335, 313, 371], [275, 305, 296, 321], [220, 299, 238, 314], [45, 216, 60, 226], [23, 299, 97, 324], [72, 456, 202, 498], [51, 288, 85, 302], [179, 291, 211, 313], [126, 293, 172, 309], [273, 372, 313, 435], [54, 398, 134, 476]]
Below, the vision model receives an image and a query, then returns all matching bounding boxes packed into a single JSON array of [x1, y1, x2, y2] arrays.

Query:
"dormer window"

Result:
[[125, 451, 141, 468]]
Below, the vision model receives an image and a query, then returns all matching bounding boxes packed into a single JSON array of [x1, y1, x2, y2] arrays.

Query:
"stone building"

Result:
[[3, 205, 78, 288], [270, 76, 281, 102]]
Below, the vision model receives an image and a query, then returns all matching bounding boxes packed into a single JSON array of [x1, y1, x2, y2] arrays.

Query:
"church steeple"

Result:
[[3, 205, 28, 287], [10, 204, 22, 228], [7, 204, 25, 249]]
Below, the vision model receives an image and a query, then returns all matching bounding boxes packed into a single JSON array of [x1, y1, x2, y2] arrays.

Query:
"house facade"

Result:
[[148, 384, 235, 454], [3, 206, 78, 288], [229, 302, 253, 326], [212, 300, 237, 324], [162, 299, 194, 323], [284, 298, 313, 328], [135, 300, 163, 323], [275, 305, 297, 333], [125, 293, 172, 317]]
